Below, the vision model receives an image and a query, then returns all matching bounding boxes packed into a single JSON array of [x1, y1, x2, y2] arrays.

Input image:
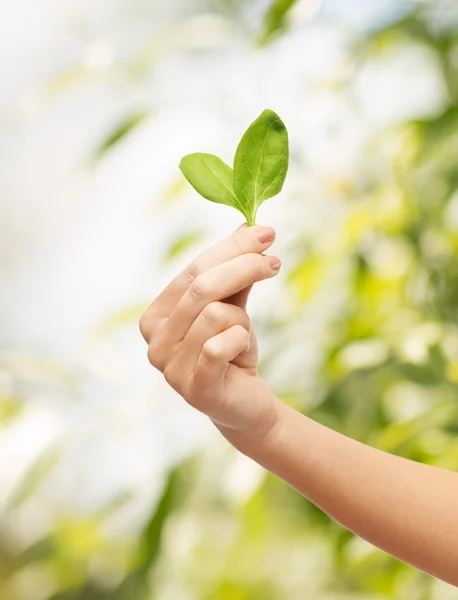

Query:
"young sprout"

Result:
[[179, 109, 289, 226]]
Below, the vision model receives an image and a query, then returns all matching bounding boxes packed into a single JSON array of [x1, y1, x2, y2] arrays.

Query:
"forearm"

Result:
[[217, 396, 458, 586]]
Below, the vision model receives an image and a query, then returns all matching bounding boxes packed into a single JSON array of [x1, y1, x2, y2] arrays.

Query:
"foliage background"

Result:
[[1, 0, 458, 598]]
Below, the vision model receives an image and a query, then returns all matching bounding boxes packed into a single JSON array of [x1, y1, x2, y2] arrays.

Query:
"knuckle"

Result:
[[184, 256, 202, 284], [245, 330, 251, 348], [247, 253, 265, 275], [233, 306, 251, 332], [189, 276, 209, 303], [234, 323, 249, 340], [163, 362, 176, 387], [163, 363, 172, 383], [186, 373, 202, 401], [163, 361, 185, 397], [201, 301, 226, 327], [147, 340, 165, 370], [139, 313, 150, 340], [231, 233, 245, 254], [186, 388, 200, 408], [139, 305, 160, 341], [146, 343, 157, 366], [202, 339, 222, 361]]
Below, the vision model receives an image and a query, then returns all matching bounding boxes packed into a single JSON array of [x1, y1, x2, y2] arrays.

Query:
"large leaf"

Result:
[[233, 109, 289, 225], [179, 153, 246, 216], [118, 463, 187, 598], [260, 0, 300, 44]]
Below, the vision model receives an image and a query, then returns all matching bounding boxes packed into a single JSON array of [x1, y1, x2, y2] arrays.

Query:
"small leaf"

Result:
[[94, 112, 148, 160], [0, 396, 24, 425], [164, 230, 206, 263], [160, 177, 188, 206], [96, 302, 149, 336], [96, 490, 134, 520], [179, 153, 247, 218], [7, 445, 61, 508], [233, 109, 289, 225], [44, 66, 88, 98], [260, 0, 300, 44]]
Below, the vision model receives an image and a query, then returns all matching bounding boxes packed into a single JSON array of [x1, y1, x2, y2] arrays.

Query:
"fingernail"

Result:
[[267, 256, 281, 270], [252, 226, 276, 243]]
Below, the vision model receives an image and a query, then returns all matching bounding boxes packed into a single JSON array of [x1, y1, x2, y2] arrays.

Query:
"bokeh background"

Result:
[[2, 0, 458, 598]]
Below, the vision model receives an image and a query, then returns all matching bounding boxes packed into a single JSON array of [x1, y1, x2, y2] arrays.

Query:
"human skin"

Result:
[[139, 223, 458, 587]]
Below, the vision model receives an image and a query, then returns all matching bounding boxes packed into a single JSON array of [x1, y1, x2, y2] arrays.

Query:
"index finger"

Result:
[[151, 223, 276, 317]]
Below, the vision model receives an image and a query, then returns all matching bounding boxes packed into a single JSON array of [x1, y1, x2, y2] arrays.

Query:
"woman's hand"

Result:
[[139, 223, 282, 440]]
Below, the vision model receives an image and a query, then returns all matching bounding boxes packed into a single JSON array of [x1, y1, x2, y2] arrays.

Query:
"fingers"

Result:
[[165, 252, 281, 343], [189, 324, 250, 415], [174, 301, 251, 376], [149, 223, 276, 318], [231, 324, 259, 370], [224, 283, 254, 311]]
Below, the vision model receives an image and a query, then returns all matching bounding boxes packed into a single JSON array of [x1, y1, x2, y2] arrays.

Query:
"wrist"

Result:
[[212, 391, 285, 455]]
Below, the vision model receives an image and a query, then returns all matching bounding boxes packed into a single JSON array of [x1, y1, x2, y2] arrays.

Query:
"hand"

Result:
[[139, 223, 282, 440]]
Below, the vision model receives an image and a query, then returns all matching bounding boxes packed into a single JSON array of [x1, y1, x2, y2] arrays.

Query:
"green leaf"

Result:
[[160, 177, 188, 206], [119, 462, 190, 598], [259, 0, 300, 44], [96, 491, 134, 520], [93, 112, 149, 160], [0, 395, 24, 425], [7, 445, 61, 509], [96, 302, 149, 336], [233, 109, 289, 225], [178, 110, 289, 225], [44, 66, 88, 98], [163, 230, 206, 263], [179, 153, 247, 218]]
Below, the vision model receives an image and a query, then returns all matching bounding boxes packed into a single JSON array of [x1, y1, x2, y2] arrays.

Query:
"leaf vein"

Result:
[[254, 118, 281, 204], [199, 155, 245, 214]]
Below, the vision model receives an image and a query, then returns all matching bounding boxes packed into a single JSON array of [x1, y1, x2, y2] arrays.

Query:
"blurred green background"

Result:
[[1, 0, 458, 598]]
